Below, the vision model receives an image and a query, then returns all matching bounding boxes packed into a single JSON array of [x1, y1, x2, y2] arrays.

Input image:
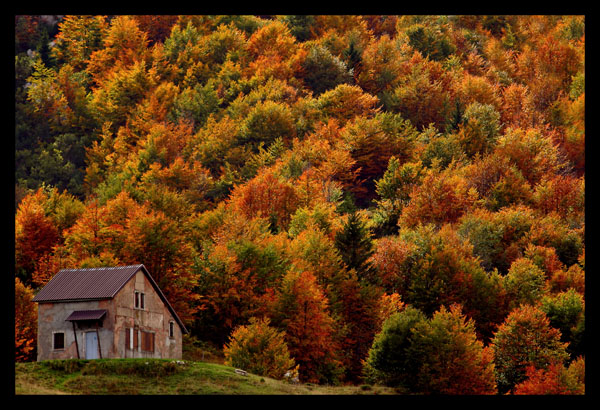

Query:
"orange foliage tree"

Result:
[[333, 274, 381, 383], [223, 316, 296, 380], [533, 174, 584, 223], [462, 154, 533, 212], [15, 189, 60, 286], [270, 269, 342, 384], [244, 20, 305, 84], [229, 169, 300, 232], [86, 15, 152, 86], [513, 357, 584, 395], [371, 224, 507, 341], [385, 51, 457, 130], [341, 113, 418, 205], [399, 164, 478, 228], [493, 127, 563, 186], [51, 15, 108, 71], [194, 212, 289, 344], [133, 15, 178, 44], [15, 278, 38, 362]]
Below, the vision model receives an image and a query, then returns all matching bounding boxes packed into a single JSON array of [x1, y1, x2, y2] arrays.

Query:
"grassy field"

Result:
[[14, 359, 399, 395]]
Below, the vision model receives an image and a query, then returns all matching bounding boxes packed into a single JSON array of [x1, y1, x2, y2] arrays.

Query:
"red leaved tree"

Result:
[[229, 169, 300, 232], [514, 357, 585, 395], [15, 190, 60, 286], [399, 165, 478, 228], [271, 269, 342, 384], [15, 278, 38, 362]]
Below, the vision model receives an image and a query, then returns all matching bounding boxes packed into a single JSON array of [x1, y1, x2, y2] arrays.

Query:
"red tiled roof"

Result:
[[65, 309, 107, 321]]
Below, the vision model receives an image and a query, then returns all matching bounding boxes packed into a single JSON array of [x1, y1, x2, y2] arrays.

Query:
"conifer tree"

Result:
[[334, 212, 375, 284]]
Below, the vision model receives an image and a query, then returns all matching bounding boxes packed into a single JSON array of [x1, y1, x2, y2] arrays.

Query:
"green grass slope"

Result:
[[15, 359, 397, 395]]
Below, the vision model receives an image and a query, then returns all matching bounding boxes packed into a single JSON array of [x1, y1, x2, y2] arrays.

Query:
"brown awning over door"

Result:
[[65, 309, 107, 321]]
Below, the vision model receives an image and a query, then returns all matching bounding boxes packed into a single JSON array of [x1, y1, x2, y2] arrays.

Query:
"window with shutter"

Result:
[[141, 331, 155, 352], [126, 328, 136, 350], [125, 327, 138, 350]]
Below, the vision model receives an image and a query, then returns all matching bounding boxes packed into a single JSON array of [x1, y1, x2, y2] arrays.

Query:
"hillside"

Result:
[[15, 15, 585, 394], [15, 359, 397, 395]]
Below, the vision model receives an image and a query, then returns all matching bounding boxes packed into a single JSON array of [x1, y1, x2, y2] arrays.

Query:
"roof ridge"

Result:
[[59, 264, 144, 270]]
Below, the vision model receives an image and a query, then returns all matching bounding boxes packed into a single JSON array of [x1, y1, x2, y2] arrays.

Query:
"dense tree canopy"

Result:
[[15, 15, 584, 394]]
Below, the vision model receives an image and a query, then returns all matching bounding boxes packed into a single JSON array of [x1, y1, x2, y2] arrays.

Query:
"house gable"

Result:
[[127, 265, 188, 335], [113, 270, 183, 358]]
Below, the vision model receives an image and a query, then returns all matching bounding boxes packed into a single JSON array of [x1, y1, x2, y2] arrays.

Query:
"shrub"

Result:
[[80, 359, 180, 377], [43, 359, 87, 373], [223, 317, 295, 380], [363, 306, 428, 388], [364, 305, 497, 394]]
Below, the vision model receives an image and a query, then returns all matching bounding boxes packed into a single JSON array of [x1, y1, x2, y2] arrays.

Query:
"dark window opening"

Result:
[[134, 291, 145, 309], [53, 332, 65, 350]]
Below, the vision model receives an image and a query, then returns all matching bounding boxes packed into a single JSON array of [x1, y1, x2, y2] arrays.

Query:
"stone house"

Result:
[[32, 264, 188, 361]]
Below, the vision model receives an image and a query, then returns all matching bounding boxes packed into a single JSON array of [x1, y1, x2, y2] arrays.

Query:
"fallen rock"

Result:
[[235, 369, 248, 376]]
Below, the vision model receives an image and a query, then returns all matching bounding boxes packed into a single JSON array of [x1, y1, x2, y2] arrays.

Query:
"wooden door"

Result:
[[85, 331, 99, 359]]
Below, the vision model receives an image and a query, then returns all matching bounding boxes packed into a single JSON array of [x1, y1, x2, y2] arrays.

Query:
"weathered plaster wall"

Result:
[[113, 270, 182, 359], [36, 299, 114, 361]]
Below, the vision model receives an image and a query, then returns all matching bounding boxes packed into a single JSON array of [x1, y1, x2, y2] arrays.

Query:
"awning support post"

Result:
[[72, 321, 80, 359], [95, 322, 102, 359]]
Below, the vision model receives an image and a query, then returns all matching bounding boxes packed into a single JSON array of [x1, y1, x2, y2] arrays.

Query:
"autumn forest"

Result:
[[15, 15, 585, 394]]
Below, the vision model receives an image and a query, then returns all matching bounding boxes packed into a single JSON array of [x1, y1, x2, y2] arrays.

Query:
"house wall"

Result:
[[112, 270, 182, 359], [36, 270, 183, 361], [36, 299, 114, 361]]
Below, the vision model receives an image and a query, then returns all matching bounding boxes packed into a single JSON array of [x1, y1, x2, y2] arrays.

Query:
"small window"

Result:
[[169, 321, 175, 338], [134, 291, 145, 310], [53, 332, 65, 350]]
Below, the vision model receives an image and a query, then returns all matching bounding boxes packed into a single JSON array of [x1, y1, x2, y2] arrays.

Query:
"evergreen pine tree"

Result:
[[334, 212, 375, 284]]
